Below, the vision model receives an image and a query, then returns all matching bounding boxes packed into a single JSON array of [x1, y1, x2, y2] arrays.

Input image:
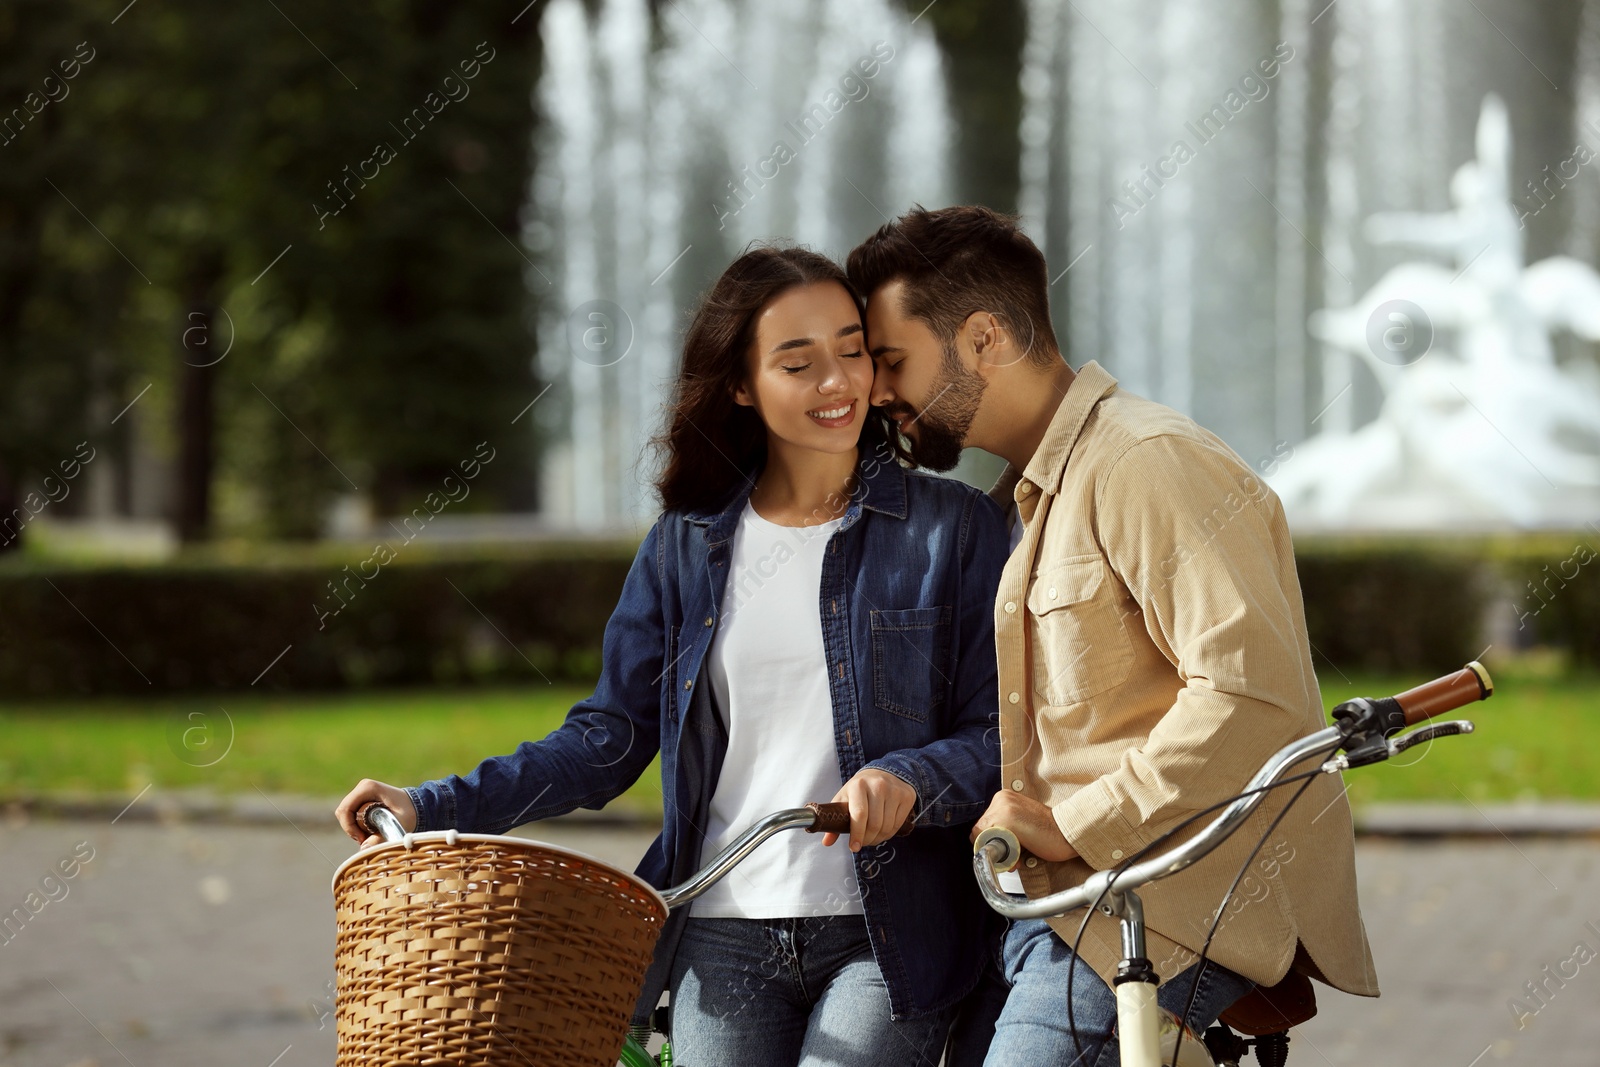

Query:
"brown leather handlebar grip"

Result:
[[1394, 661, 1494, 725], [805, 802, 916, 838], [354, 801, 386, 838]]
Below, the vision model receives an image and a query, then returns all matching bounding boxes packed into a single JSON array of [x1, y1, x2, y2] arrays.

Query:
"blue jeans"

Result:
[[667, 915, 953, 1067], [943, 946, 1010, 1067], [983, 919, 1255, 1066]]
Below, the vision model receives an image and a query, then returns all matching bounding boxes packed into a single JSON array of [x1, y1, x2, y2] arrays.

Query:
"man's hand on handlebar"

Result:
[[971, 789, 1079, 864], [334, 779, 417, 847], [822, 768, 917, 851]]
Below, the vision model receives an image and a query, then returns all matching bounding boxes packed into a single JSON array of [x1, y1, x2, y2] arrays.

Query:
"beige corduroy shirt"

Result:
[[990, 360, 1379, 998]]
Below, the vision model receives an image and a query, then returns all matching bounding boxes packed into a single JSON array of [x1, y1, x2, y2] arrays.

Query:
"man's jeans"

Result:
[[983, 918, 1255, 1066], [668, 915, 953, 1067]]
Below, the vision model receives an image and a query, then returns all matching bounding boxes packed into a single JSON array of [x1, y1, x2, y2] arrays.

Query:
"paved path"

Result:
[[1, 814, 1595, 1066]]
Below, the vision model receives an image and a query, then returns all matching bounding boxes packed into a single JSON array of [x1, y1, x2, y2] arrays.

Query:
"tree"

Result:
[[0, 2, 106, 553], [2, 1, 545, 549]]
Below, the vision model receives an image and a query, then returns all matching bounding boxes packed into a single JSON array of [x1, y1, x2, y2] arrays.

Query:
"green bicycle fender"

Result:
[[618, 1034, 656, 1067]]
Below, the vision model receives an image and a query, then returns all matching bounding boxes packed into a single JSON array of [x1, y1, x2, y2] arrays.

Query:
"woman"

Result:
[[335, 246, 1008, 1066]]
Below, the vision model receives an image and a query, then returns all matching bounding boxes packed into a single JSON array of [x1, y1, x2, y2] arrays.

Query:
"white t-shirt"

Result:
[[690, 502, 862, 918]]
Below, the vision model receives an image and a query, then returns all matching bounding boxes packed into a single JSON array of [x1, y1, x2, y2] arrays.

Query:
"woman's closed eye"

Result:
[[784, 351, 862, 374]]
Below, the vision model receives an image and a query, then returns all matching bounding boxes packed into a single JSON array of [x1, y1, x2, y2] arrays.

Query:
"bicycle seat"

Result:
[[1217, 968, 1317, 1035]]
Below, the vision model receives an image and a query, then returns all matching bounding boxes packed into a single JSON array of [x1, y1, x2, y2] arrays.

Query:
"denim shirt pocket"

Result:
[[870, 605, 952, 723]]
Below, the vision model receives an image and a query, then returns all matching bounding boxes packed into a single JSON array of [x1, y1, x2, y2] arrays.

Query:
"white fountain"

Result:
[[1012, 0, 1600, 530], [527, 0, 953, 530], [1270, 94, 1600, 529]]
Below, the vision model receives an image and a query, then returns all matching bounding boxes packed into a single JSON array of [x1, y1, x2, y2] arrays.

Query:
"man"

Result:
[[846, 206, 1378, 1064]]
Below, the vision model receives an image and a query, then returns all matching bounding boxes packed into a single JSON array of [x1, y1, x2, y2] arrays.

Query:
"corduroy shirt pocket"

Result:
[[1026, 555, 1133, 707]]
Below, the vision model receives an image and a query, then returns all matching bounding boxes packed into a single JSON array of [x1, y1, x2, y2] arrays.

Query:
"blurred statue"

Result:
[[1272, 94, 1600, 528]]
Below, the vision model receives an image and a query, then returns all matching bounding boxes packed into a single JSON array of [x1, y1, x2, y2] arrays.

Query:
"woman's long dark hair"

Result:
[[653, 244, 908, 514]]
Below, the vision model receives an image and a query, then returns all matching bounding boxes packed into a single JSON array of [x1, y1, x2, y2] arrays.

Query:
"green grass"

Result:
[[0, 684, 664, 816], [0, 665, 1592, 811], [1319, 665, 1596, 806]]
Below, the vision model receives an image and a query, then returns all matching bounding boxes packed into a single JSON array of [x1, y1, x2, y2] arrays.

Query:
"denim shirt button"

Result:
[[703, 616, 713, 626], [684, 680, 693, 690]]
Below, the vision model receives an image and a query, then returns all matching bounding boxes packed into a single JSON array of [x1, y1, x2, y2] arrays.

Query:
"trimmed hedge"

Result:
[[3, 533, 1597, 698], [0, 541, 639, 696], [1293, 546, 1487, 675], [1493, 530, 1600, 670], [1294, 531, 1600, 675]]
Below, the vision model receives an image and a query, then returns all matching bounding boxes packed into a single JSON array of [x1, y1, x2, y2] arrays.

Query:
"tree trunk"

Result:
[[174, 331, 216, 542], [0, 458, 21, 555], [173, 249, 227, 543]]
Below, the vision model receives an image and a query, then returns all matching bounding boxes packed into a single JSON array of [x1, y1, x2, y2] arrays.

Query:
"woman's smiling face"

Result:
[[734, 280, 873, 458]]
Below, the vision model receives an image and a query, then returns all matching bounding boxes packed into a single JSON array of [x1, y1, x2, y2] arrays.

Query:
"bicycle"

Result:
[[970, 660, 1494, 1067], [340, 797, 916, 1067]]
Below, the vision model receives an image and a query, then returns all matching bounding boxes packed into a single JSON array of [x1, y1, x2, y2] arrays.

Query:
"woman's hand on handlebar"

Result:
[[822, 769, 917, 851], [334, 779, 417, 846], [971, 790, 1079, 864]]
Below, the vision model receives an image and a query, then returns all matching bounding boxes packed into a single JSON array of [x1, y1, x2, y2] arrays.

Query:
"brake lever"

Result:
[[1322, 719, 1476, 772], [1389, 718, 1475, 754]]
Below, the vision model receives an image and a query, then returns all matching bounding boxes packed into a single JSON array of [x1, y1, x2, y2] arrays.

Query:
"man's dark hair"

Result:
[[846, 205, 1060, 366]]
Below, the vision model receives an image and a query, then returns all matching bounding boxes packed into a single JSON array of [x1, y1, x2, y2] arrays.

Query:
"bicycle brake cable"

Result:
[[1167, 769, 1322, 1067], [1058, 745, 1338, 1062]]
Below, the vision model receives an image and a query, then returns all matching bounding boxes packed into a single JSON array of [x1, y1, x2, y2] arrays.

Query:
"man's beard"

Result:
[[895, 339, 985, 472]]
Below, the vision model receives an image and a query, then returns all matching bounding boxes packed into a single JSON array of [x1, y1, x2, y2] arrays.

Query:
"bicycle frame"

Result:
[[971, 662, 1493, 1067], [353, 663, 1491, 1067]]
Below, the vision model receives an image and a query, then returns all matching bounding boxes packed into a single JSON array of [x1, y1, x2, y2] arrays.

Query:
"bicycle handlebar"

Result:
[[353, 799, 914, 845], [352, 798, 915, 912], [355, 801, 408, 842], [972, 662, 1494, 921], [660, 802, 913, 910]]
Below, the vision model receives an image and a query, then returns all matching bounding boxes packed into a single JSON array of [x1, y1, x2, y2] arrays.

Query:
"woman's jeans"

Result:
[[983, 918, 1256, 1066], [667, 915, 953, 1067]]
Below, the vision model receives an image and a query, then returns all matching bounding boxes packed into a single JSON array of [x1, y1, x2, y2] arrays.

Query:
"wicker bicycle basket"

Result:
[[332, 830, 668, 1067]]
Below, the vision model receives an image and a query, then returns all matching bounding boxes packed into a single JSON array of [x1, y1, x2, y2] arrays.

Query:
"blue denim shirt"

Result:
[[407, 454, 1007, 1022]]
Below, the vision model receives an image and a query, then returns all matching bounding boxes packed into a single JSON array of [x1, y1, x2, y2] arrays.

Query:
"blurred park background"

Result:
[[4, 1, 1600, 1065], [2, 0, 1598, 805]]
